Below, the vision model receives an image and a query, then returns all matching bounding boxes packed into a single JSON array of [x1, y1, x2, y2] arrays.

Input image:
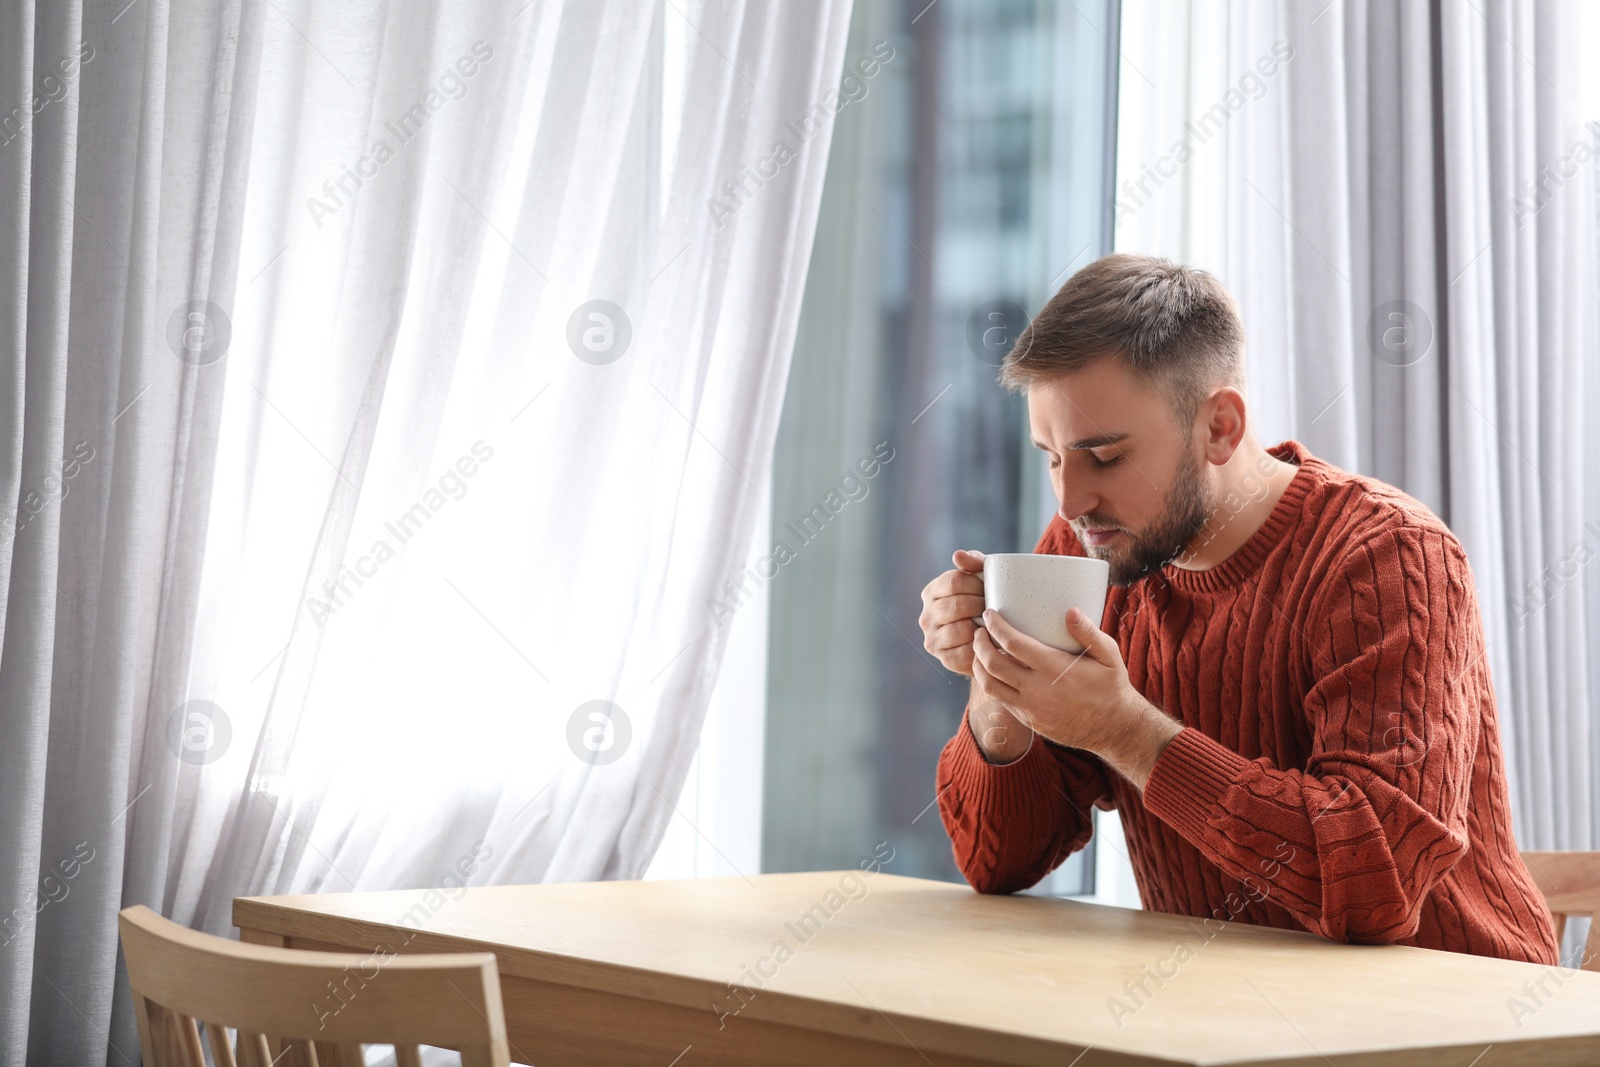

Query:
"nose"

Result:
[[1056, 484, 1100, 526]]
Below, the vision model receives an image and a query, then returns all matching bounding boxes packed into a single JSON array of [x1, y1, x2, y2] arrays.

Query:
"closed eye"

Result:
[[1089, 453, 1122, 468]]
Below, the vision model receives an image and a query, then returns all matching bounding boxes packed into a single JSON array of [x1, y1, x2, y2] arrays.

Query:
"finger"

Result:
[[938, 651, 975, 678], [972, 625, 1001, 672], [929, 593, 986, 625], [944, 571, 985, 598], [953, 549, 986, 573], [925, 569, 985, 601], [972, 648, 1020, 701], [973, 625, 1027, 685], [920, 586, 980, 646], [947, 648, 974, 676], [928, 619, 978, 653], [1065, 607, 1118, 662], [981, 608, 1052, 669]]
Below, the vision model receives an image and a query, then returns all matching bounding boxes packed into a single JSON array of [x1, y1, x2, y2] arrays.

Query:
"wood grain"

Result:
[[233, 871, 1600, 1066]]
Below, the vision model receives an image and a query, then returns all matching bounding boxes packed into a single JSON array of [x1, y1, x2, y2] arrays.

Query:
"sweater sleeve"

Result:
[[936, 709, 1116, 894], [1141, 526, 1478, 944], [935, 514, 1118, 893]]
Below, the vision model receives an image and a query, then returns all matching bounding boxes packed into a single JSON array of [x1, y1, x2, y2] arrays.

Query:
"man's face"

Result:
[[1026, 360, 1214, 587]]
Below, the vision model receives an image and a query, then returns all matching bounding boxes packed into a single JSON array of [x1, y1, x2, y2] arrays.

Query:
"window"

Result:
[[761, 0, 1120, 894]]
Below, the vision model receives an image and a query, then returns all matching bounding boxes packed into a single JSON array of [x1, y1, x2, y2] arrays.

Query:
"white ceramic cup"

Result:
[[981, 553, 1111, 654]]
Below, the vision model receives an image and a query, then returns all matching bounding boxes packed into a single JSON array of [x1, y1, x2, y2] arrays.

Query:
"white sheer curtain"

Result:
[[1, 0, 850, 1062], [1115, 0, 1595, 920]]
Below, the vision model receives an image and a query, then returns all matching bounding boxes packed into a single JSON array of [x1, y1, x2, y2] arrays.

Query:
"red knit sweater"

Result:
[[937, 439, 1559, 963]]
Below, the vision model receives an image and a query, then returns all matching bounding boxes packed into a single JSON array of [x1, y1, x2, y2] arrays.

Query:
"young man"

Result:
[[918, 254, 1558, 964]]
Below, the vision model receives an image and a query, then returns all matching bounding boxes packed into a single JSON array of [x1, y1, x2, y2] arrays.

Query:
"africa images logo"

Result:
[[705, 41, 895, 230], [305, 41, 495, 228]]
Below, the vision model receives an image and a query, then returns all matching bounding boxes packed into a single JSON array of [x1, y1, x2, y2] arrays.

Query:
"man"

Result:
[[919, 253, 1558, 964]]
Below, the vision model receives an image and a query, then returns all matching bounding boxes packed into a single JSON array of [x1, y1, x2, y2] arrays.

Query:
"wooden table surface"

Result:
[[234, 870, 1600, 1066]]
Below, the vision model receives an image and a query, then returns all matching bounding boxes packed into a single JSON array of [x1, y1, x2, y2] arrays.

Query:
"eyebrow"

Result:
[[1031, 432, 1132, 452]]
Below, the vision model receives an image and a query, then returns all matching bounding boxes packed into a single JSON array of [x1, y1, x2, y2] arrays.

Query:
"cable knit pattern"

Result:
[[936, 439, 1559, 963]]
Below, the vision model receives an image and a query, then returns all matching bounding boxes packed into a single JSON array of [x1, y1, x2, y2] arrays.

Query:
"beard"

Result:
[[1078, 446, 1214, 587]]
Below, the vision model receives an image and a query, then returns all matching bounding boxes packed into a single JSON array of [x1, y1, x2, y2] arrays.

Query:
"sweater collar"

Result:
[[1156, 439, 1318, 595]]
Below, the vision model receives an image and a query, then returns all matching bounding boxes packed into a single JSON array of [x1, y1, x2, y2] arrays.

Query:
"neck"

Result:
[[1170, 438, 1299, 572]]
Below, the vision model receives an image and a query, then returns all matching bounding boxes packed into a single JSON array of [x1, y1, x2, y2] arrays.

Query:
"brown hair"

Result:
[[1000, 253, 1245, 427]]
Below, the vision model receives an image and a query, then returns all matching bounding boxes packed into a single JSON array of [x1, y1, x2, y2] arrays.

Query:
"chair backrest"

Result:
[[119, 905, 510, 1067], [1520, 851, 1600, 973]]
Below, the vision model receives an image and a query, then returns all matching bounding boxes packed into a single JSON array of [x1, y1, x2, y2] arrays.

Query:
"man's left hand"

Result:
[[972, 606, 1184, 790]]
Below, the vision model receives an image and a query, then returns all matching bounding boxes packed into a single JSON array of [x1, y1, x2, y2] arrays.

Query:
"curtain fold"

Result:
[[1115, 0, 1595, 949], [0, 1, 852, 1062], [1, 2, 261, 1064]]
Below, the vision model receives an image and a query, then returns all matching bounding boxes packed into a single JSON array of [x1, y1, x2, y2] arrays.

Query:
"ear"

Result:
[[1200, 385, 1247, 464]]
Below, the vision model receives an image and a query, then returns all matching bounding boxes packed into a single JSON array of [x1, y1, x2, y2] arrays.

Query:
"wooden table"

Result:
[[234, 871, 1600, 1066]]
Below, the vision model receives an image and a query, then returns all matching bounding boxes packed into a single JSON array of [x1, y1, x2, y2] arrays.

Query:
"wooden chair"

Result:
[[1520, 851, 1600, 972], [119, 905, 510, 1067]]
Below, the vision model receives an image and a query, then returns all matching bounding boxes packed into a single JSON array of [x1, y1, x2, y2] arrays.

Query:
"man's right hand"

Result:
[[919, 549, 988, 676], [919, 549, 1033, 764]]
